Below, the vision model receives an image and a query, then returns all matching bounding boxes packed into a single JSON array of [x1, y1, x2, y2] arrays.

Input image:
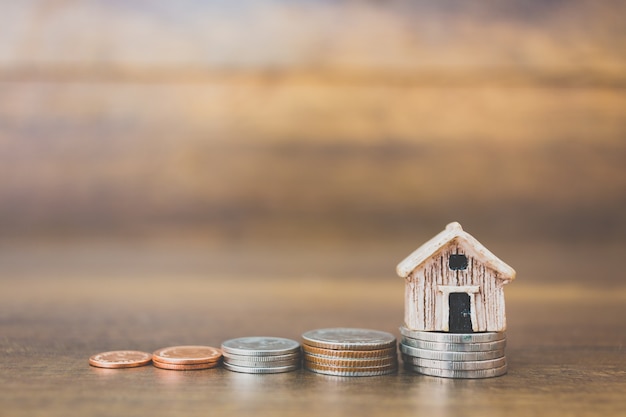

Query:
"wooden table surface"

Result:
[[1, 240, 625, 417]]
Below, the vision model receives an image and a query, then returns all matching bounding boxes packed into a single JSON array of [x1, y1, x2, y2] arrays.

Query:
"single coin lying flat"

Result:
[[89, 350, 152, 369], [302, 328, 396, 351], [221, 337, 301, 357]]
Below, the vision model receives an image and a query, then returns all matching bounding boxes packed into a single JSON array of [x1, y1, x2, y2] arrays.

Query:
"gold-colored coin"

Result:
[[302, 344, 397, 358], [306, 367, 397, 377], [304, 355, 397, 368], [152, 346, 222, 365], [152, 360, 220, 371], [304, 361, 397, 373], [89, 350, 152, 369]]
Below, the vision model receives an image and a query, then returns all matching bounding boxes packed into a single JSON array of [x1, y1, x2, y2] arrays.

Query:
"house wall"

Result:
[[404, 240, 507, 332]]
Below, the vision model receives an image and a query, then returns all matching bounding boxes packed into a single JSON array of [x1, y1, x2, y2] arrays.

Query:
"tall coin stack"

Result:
[[302, 328, 398, 377], [221, 337, 302, 374], [400, 326, 507, 378]]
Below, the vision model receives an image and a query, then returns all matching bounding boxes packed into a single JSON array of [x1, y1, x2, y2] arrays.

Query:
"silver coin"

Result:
[[400, 344, 505, 361], [302, 328, 396, 351], [305, 366, 397, 377], [406, 364, 508, 379], [399, 327, 505, 343], [222, 352, 301, 362], [221, 337, 301, 356], [223, 362, 300, 374], [401, 337, 506, 352], [402, 355, 507, 370], [223, 357, 301, 368]]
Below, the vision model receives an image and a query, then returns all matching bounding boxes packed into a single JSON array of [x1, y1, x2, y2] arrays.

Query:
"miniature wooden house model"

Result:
[[396, 222, 515, 333]]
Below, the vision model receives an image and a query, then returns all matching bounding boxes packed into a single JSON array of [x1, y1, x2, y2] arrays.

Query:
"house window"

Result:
[[449, 254, 468, 270]]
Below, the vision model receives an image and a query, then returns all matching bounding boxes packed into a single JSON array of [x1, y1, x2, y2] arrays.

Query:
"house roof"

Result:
[[396, 222, 516, 281]]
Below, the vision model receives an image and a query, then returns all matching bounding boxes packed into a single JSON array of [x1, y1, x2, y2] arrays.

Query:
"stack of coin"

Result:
[[152, 345, 222, 370], [400, 326, 507, 378], [221, 337, 301, 374], [302, 328, 398, 377]]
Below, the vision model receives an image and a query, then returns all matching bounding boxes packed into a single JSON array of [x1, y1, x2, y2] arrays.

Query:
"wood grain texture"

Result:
[[1, 241, 625, 417], [0, 2, 625, 241]]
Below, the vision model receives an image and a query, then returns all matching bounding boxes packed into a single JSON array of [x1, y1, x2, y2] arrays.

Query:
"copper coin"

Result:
[[305, 366, 398, 377], [304, 355, 397, 368], [304, 361, 397, 373], [89, 350, 152, 369], [302, 344, 397, 358], [306, 367, 397, 377], [152, 346, 222, 365], [152, 360, 221, 371]]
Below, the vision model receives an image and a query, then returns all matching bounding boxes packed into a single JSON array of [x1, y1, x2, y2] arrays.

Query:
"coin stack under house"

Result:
[[400, 326, 507, 378], [152, 345, 222, 370], [221, 337, 302, 374], [302, 328, 398, 376]]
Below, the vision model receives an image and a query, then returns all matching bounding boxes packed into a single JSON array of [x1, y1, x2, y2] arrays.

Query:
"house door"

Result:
[[449, 293, 473, 333]]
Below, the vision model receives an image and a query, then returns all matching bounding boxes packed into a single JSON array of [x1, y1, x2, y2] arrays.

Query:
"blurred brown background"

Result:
[[2, 3, 626, 416], [0, 0, 625, 281]]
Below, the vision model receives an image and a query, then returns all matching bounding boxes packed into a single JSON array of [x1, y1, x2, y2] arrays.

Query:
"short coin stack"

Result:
[[302, 328, 398, 377], [221, 337, 301, 374], [400, 326, 507, 378], [152, 345, 222, 371]]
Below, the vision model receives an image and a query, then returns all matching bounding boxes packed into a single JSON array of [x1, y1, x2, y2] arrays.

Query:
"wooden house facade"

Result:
[[396, 222, 516, 333]]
